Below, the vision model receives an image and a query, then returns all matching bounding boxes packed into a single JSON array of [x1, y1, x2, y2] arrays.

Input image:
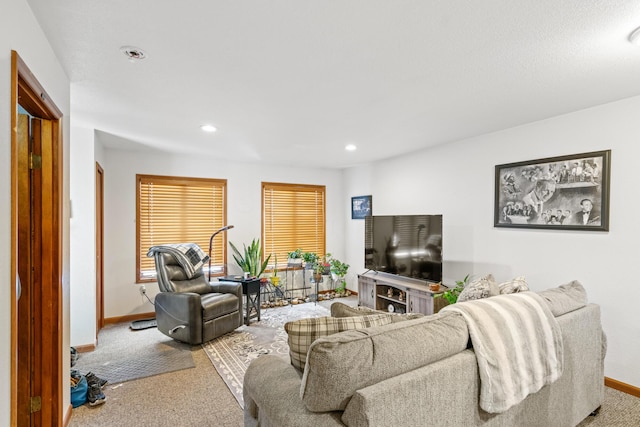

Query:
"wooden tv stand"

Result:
[[357, 271, 448, 315]]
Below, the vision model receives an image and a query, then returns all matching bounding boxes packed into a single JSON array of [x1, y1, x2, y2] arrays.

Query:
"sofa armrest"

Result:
[[243, 355, 344, 427]]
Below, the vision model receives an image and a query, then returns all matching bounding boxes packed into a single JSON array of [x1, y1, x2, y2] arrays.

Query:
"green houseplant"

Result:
[[436, 274, 470, 304], [287, 248, 303, 266], [229, 238, 271, 278], [329, 256, 349, 293], [302, 251, 319, 269]]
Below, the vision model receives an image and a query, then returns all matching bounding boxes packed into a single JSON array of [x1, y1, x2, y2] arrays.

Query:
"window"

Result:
[[262, 182, 326, 267], [137, 174, 227, 282]]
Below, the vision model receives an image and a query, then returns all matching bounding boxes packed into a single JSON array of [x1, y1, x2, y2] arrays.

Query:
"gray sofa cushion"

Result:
[[300, 311, 468, 412], [538, 280, 587, 316], [330, 301, 424, 323]]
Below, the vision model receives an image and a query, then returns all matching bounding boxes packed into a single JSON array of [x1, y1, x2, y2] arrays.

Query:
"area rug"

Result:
[[202, 302, 330, 408], [74, 322, 195, 384]]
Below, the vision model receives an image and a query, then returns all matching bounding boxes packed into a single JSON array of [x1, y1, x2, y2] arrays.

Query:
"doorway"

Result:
[[11, 51, 64, 426]]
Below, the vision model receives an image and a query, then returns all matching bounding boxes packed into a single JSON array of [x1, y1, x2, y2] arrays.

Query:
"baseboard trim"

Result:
[[605, 377, 640, 397], [105, 311, 155, 325], [63, 403, 72, 426], [73, 343, 96, 353]]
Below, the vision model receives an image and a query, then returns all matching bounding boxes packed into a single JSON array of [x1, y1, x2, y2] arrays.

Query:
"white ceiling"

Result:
[[26, 0, 640, 168]]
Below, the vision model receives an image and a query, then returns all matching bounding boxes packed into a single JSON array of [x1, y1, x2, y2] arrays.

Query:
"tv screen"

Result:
[[365, 214, 442, 283]]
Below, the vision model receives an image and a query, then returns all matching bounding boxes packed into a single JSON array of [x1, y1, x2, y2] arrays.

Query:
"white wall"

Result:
[[0, 0, 71, 422], [344, 95, 640, 389], [100, 148, 345, 319], [70, 127, 97, 345]]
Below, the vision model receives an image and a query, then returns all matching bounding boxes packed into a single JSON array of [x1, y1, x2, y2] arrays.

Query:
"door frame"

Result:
[[11, 50, 64, 426], [96, 162, 105, 334]]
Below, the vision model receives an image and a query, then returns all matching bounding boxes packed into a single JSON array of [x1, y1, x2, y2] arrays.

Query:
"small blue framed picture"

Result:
[[351, 195, 372, 219]]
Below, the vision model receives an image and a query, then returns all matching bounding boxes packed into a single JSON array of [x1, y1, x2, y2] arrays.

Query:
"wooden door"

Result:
[[12, 50, 63, 427], [16, 113, 36, 426]]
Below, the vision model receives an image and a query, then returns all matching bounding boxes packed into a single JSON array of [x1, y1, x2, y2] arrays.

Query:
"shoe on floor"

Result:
[[87, 383, 106, 407], [85, 371, 108, 389]]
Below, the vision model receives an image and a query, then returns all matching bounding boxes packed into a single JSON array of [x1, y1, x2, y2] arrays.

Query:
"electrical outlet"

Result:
[[140, 285, 146, 295]]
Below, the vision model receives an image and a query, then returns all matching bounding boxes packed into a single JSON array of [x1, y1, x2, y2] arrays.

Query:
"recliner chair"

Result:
[[152, 251, 243, 345]]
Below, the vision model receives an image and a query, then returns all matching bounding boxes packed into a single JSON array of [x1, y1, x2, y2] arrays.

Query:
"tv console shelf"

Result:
[[357, 271, 448, 316]]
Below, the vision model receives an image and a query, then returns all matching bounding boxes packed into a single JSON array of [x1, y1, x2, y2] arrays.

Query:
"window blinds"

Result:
[[137, 175, 227, 282]]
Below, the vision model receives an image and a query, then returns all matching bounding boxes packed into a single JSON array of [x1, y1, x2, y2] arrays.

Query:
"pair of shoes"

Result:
[[86, 383, 106, 407], [85, 372, 108, 389], [70, 347, 78, 367]]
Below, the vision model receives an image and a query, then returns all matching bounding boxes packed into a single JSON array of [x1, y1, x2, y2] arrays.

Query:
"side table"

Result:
[[222, 276, 261, 325]]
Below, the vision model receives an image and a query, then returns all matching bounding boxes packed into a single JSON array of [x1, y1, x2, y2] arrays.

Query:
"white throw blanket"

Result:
[[442, 292, 563, 413], [147, 243, 209, 279]]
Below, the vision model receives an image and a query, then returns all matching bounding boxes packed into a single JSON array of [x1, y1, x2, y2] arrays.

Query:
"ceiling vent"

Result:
[[120, 46, 147, 61]]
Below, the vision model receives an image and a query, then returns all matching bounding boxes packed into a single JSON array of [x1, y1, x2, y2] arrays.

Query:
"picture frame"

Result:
[[494, 150, 611, 231], [351, 195, 372, 219]]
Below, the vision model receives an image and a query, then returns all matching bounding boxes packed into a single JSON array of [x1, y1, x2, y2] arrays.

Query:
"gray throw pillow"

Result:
[[499, 276, 529, 294], [457, 274, 500, 303]]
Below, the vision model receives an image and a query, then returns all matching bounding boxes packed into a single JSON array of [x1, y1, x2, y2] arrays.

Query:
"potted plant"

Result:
[[287, 248, 303, 267], [302, 251, 318, 269], [270, 254, 280, 286], [329, 257, 349, 293], [312, 258, 325, 284], [229, 238, 271, 278], [435, 274, 470, 304]]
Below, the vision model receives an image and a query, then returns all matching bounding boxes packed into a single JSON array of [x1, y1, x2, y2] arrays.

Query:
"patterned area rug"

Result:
[[202, 302, 329, 408]]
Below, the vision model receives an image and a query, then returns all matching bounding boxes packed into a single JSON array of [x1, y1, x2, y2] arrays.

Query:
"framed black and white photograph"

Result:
[[494, 150, 611, 231], [351, 195, 372, 219]]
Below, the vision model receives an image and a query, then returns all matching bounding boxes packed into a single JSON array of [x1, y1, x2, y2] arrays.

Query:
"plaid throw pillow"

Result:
[[284, 314, 393, 370]]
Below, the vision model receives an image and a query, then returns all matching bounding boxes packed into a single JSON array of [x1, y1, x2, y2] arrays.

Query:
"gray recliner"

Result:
[[152, 252, 243, 345]]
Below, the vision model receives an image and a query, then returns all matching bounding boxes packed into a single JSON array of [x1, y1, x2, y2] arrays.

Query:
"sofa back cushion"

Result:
[[537, 280, 587, 316], [300, 311, 468, 412], [284, 314, 393, 371]]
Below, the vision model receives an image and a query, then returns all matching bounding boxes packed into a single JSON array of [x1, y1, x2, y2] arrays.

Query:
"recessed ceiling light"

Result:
[[120, 46, 147, 61], [630, 27, 640, 46], [200, 124, 217, 133], [345, 144, 357, 151]]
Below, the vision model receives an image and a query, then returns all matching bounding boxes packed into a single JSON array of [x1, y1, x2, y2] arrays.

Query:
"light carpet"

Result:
[[202, 302, 330, 408]]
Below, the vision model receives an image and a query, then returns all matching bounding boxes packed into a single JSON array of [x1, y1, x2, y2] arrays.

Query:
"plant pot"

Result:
[[287, 258, 302, 267], [313, 273, 323, 283]]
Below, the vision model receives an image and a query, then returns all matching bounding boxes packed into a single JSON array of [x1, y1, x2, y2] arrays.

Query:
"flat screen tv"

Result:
[[365, 214, 442, 283]]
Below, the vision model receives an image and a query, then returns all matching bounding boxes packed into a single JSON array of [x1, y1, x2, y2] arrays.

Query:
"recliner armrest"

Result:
[[155, 292, 203, 344], [211, 281, 243, 299]]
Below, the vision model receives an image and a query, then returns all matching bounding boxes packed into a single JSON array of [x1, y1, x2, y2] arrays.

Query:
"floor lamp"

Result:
[[208, 225, 234, 281]]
